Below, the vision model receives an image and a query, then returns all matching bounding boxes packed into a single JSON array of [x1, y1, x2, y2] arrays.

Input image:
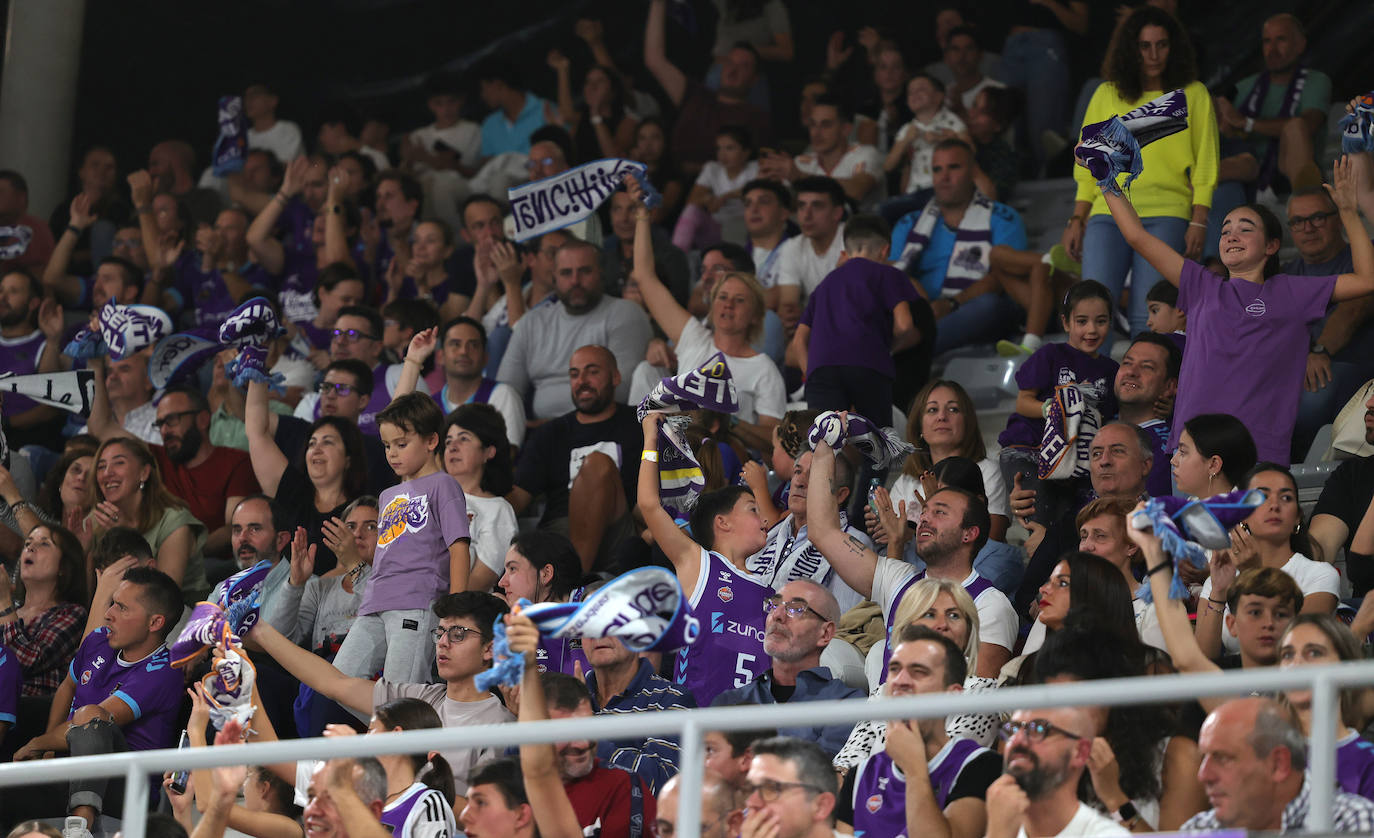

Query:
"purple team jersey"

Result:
[[361, 471, 471, 615], [1337, 732, 1374, 800], [277, 249, 321, 327], [381, 782, 455, 838], [0, 643, 18, 726], [1173, 260, 1334, 464], [674, 549, 770, 706], [998, 342, 1118, 449], [799, 258, 921, 378], [851, 738, 993, 837], [0, 329, 49, 415], [173, 250, 276, 328], [68, 628, 181, 752], [310, 363, 393, 437], [537, 587, 589, 676]]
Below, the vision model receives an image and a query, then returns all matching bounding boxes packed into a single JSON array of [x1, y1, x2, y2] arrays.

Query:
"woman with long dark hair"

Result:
[[0, 525, 88, 695], [440, 404, 516, 594], [1062, 6, 1216, 339], [1170, 413, 1258, 498]]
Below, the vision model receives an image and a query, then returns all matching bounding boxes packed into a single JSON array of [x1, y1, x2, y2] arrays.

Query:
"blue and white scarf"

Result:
[[893, 192, 994, 295], [212, 95, 248, 177], [507, 158, 656, 242], [1340, 91, 1374, 154], [1130, 488, 1266, 602], [1076, 89, 1188, 195], [0, 370, 95, 414]]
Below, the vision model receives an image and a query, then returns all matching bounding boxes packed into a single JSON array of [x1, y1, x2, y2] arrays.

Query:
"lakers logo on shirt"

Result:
[[378, 493, 430, 547]]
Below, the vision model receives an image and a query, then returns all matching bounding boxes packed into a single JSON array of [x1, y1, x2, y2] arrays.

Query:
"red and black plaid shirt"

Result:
[[0, 601, 87, 696]]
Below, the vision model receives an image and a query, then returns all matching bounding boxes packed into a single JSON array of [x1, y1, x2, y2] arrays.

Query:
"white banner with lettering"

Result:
[[0, 369, 96, 414], [507, 157, 646, 242]]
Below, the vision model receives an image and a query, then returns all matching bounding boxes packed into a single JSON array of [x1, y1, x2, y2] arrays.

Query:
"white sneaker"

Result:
[[62, 816, 94, 838]]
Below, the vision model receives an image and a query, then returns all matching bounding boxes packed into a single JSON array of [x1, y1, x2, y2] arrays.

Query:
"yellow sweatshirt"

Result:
[[1073, 80, 1220, 218]]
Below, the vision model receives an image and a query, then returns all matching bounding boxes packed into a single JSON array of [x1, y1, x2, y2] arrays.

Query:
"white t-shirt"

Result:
[[1200, 553, 1339, 653], [674, 317, 786, 424], [872, 559, 1018, 653], [889, 458, 1010, 520], [751, 238, 788, 289], [411, 120, 483, 170], [794, 144, 885, 211], [895, 108, 968, 193], [437, 379, 528, 449], [776, 222, 845, 301], [695, 160, 759, 202], [960, 77, 1007, 112], [249, 120, 305, 163], [465, 493, 518, 581], [1016, 803, 1130, 838]]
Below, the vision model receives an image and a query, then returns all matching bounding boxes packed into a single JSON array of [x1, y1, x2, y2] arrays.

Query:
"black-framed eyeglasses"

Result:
[[331, 328, 378, 343], [317, 381, 359, 396], [999, 719, 1082, 743], [431, 626, 479, 645], [742, 778, 824, 802], [1288, 210, 1337, 231], [153, 409, 199, 431], [762, 595, 827, 621]]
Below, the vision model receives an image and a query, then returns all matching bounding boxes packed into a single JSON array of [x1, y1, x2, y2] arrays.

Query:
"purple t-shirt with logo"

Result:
[[0, 329, 49, 415], [172, 251, 276, 328], [0, 643, 18, 726], [67, 628, 181, 752], [799, 258, 922, 378], [999, 341, 1118, 449], [1173, 259, 1334, 464], [360, 471, 471, 615], [848, 738, 998, 836], [674, 549, 770, 706]]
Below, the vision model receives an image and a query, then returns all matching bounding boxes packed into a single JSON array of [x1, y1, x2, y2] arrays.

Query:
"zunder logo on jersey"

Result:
[[378, 493, 431, 547]]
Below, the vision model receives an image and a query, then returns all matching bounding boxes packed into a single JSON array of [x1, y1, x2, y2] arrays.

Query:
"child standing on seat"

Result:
[[331, 392, 471, 684], [997, 280, 1119, 525]]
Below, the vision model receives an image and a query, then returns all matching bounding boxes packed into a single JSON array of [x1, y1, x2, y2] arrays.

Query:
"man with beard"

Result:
[[497, 239, 650, 420], [1312, 387, 1374, 593], [0, 268, 67, 449], [713, 580, 862, 757], [431, 316, 526, 448], [837, 626, 1000, 837], [538, 671, 657, 837], [808, 442, 1017, 679], [137, 386, 258, 557], [986, 707, 1126, 838], [1111, 334, 1181, 497], [508, 345, 643, 570], [146, 139, 223, 224]]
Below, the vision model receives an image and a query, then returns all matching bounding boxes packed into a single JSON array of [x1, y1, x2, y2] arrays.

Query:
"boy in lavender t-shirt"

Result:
[[332, 392, 471, 687], [790, 215, 924, 424]]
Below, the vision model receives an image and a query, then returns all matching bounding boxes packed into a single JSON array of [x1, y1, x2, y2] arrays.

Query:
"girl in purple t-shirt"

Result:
[[997, 280, 1119, 526], [1098, 155, 1374, 464], [332, 392, 472, 685]]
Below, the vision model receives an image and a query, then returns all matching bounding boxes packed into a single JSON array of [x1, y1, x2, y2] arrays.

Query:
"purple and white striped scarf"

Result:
[[1039, 384, 1101, 481], [637, 351, 739, 516], [1239, 68, 1307, 189], [212, 96, 248, 177], [806, 410, 914, 469], [1076, 89, 1189, 195]]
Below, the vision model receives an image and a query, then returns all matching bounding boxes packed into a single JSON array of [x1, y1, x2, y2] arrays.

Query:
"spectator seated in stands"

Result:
[[603, 186, 689, 305], [0, 524, 87, 697], [42, 197, 144, 312], [47, 146, 126, 275], [673, 124, 759, 252], [0, 171, 56, 276], [713, 580, 862, 757], [774, 176, 847, 335], [763, 97, 884, 213], [0, 268, 68, 451], [1311, 386, 1374, 594], [890, 139, 1028, 355], [740, 737, 843, 838], [401, 72, 483, 233], [147, 140, 223, 225], [655, 770, 741, 838], [495, 531, 585, 674]]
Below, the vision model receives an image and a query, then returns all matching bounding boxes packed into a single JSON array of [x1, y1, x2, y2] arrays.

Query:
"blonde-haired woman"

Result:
[[834, 578, 1000, 775]]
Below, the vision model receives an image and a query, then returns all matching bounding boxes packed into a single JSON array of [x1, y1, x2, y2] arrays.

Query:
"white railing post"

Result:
[[675, 718, 704, 838], [121, 765, 149, 838], [1308, 674, 1337, 832]]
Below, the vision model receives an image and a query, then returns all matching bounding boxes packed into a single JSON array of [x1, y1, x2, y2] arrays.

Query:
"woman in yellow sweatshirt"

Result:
[[1061, 6, 1219, 340]]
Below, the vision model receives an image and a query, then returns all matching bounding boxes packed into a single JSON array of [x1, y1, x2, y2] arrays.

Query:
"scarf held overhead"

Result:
[[1340, 91, 1374, 154], [807, 410, 914, 470], [1075, 88, 1189, 195], [1130, 488, 1267, 602], [638, 351, 739, 517], [507, 158, 650, 242]]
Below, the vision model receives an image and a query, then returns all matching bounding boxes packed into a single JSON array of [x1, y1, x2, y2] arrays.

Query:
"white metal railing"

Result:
[[2, 662, 1373, 838]]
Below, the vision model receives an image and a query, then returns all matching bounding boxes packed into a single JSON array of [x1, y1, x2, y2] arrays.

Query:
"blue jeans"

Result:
[[1001, 29, 1071, 169], [933, 292, 1020, 355], [1082, 214, 1188, 340]]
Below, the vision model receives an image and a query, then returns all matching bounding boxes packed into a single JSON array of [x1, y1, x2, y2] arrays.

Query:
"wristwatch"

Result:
[[1312, 344, 1329, 356], [1112, 801, 1140, 825]]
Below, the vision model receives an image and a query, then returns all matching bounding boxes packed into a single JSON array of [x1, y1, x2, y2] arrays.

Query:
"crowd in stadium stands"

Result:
[[3, 1, 1374, 836]]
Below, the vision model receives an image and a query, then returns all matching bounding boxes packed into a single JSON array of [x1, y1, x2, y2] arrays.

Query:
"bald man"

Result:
[[1183, 697, 1374, 833], [656, 771, 741, 838], [711, 580, 863, 757], [508, 344, 644, 571], [986, 707, 1128, 838]]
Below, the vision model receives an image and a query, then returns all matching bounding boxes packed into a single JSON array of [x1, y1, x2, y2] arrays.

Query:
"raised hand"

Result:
[[546, 49, 570, 73], [321, 516, 359, 571], [491, 241, 522, 280], [1085, 736, 1128, 810], [281, 156, 310, 197], [288, 526, 317, 586], [825, 31, 853, 70], [1327, 155, 1359, 214], [37, 297, 65, 340], [69, 192, 96, 229], [574, 19, 603, 44], [127, 170, 154, 209], [406, 326, 439, 364]]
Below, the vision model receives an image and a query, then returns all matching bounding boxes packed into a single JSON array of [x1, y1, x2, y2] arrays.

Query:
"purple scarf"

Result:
[[1039, 384, 1101, 481], [637, 351, 739, 517], [1076, 89, 1189, 195], [1239, 67, 1309, 188], [1130, 488, 1266, 602], [807, 411, 915, 470], [212, 96, 248, 177], [149, 330, 222, 389]]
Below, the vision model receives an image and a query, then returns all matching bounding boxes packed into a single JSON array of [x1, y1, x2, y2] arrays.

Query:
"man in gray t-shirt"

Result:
[[496, 239, 652, 419]]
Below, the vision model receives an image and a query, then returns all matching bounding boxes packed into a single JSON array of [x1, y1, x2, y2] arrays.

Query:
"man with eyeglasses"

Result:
[[712, 580, 862, 757], [249, 591, 515, 811], [837, 625, 999, 837], [1285, 185, 1374, 461], [654, 770, 741, 838], [986, 707, 1126, 838], [293, 304, 428, 436], [740, 736, 843, 838]]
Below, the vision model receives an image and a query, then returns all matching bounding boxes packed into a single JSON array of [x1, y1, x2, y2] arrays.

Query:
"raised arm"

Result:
[[246, 159, 311, 276], [629, 178, 691, 341], [85, 356, 132, 442], [508, 609, 587, 838], [637, 412, 704, 593], [128, 170, 162, 271], [547, 50, 577, 127], [42, 194, 94, 305], [1328, 156, 1374, 302], [321, 165, 355, 269], [247, 620, 376, 715], [806, 440, 878, 598], [244, 377, 289, 496], [643, 0, 687, 107], [394, 327, 437, 400], [1099, 187, 1184, 286]]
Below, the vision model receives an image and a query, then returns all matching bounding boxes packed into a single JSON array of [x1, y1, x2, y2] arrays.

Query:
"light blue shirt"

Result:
[[889, 199, 1027, 298], [480, 94, 548, 157]]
